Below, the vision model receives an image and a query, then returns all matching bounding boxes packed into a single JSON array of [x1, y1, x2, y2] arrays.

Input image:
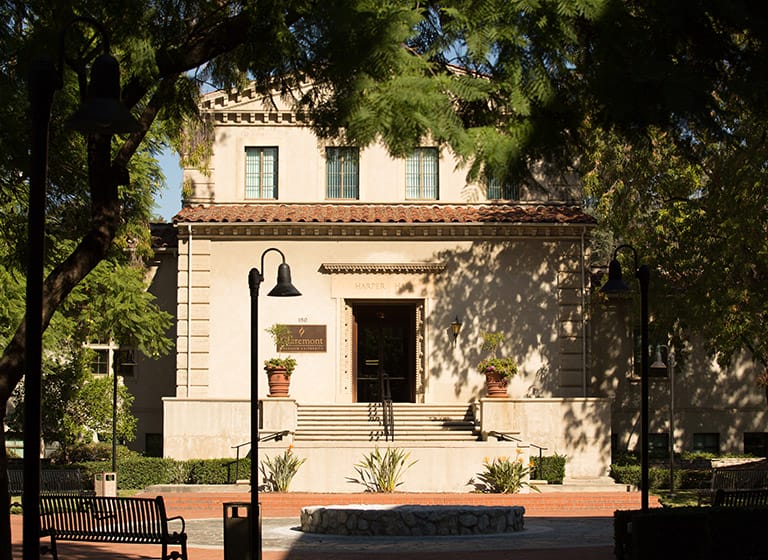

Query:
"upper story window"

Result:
[[89, 349, 109, 374], [487, 176, 520, 201], [326, 147, 359, 199], [87, 345, 136, 378], [245, 147, 278, 199], [406, 147, 438, 200]]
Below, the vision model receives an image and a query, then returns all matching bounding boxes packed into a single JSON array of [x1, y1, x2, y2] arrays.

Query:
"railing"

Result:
[[486, 431, 548, 480], [380, 372, 394, 441], [230, 430, 290, 482]]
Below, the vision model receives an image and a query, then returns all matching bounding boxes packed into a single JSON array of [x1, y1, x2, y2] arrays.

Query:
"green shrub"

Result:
[[610, 464, 713, 490], [347, 447, 417, 492], [187, 458, 249, 484], [530, 453, 566, 484], [611, 450, 640, 466]]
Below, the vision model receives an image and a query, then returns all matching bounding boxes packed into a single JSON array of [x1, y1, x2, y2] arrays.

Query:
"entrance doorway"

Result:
[[353, 304, 416, 403]]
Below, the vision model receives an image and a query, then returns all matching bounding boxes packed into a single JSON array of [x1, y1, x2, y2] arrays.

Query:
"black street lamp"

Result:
[[25, 17, 139, 560], [651, 345, 676, 497], [600, 244, 651, 511], [248, 249, 301, 560]]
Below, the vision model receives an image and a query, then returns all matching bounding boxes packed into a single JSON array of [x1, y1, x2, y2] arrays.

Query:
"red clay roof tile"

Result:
[[173, 203, 595, 225]]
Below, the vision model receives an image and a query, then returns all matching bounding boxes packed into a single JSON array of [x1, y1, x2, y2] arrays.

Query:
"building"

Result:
[[146, 85, 613, 492], [135, 84, 768, 491]]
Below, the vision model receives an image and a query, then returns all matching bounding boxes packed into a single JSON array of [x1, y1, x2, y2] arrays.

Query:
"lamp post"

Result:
[[651, 345, 676, 497], [24, 18, 139, 560], [248, 249, 301, 560], [600, 244, 651, 511]]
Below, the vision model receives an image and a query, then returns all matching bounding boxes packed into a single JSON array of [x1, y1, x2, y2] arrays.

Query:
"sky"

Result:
[[155, 149, 183, 222]]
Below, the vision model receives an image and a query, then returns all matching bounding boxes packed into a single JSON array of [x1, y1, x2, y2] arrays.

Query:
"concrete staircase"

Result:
[[295, 403, 479, 442]]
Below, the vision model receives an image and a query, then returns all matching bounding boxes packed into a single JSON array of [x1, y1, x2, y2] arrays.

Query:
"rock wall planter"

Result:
[[301, 504, 525, 536]]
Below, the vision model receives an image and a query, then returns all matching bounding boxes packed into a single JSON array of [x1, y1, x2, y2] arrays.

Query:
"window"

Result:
[[648, 433, 669, 460], [86, 346, 136, 377], [145, 433, 163, 457], [245, 147, 278, 199], [406, 147, 438, 199], [326, 147, 359, 199], [487, 176, 520, 200], [89, 349, 109, 374], [693, 432, 720, 455], [744, 433, 768, 457]]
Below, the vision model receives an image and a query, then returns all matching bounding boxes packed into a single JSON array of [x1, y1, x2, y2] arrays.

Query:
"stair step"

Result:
[[295, 403, 478, 442]]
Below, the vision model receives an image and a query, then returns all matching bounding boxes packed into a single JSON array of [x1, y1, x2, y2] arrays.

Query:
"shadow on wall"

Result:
[[393, 238, 611, 458]]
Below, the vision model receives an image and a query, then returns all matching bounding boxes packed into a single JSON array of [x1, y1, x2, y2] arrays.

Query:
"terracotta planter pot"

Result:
[[266, 366, 291, 397], [485, 371, 508, 398]]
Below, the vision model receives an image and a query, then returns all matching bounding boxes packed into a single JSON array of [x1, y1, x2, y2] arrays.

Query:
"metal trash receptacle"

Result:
[[223, 502, 255, 560]]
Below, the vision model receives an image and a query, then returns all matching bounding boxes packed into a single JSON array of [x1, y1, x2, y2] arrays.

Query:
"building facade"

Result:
[[135, 85, 768, 491]]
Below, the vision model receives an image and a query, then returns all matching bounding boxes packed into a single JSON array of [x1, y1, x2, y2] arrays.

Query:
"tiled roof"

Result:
[[173, 203, 596, 225]]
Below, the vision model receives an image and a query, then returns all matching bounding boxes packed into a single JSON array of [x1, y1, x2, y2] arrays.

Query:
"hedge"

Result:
[[610, 465, 711, 490], [73, 457, 251, 490], [530, 453, 566, 484]]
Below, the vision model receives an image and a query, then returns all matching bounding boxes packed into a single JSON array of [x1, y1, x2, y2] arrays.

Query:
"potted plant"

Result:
[[477, 331, 517, 398], [264, 324, 297, 397]]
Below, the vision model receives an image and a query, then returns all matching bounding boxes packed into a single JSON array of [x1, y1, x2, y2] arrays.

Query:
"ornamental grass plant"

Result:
[[259, 446, 306, 492], [348, 447, 417, 492], [470, 451, 539, 494]]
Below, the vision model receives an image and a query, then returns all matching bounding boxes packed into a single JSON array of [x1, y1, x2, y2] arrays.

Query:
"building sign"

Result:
[[280, 325, 327, 352]]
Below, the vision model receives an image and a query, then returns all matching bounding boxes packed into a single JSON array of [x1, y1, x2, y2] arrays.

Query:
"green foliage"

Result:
[[66, 261, 174, 359], [530, 453, 567, 484], [258, 447, 307, 492], [186, 458, 249, 485], [610, 465, 711, 490], [348, 447, 417, 492], [265, 324, 297, 375], [477, 331, 517, 379], [471, 454, 538, 494], [611, 450, 640, 466], [264, 357, 297, 376], [72, 455, 249, 489]]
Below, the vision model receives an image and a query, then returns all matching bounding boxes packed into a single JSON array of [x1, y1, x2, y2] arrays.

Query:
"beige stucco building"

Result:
[[134, 85, 768, 491]]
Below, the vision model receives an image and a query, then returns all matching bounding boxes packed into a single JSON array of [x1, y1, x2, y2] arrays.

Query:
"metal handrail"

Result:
[[487, 431, 548, 480], [230, 431, 290, 482]]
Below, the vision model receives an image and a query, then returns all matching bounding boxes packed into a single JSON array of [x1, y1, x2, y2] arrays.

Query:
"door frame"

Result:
[[342, 299, 425, 403]]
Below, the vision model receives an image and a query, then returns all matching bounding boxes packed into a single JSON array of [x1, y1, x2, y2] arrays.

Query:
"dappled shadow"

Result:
[[391, 237, 613, 461]]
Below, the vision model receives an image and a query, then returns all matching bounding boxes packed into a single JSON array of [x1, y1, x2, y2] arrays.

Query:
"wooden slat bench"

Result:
[[40, 495, 187, 560], [697, 468, 768, 505], [713, 487, 768, 507]]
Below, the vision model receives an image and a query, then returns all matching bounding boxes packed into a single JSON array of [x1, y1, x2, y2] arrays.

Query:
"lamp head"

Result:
[[650, 345, 669, 377], [67, 53, 141, 134], [600, 258, 631, 294], [267, 263, 301, 297], [450, 316, 462, 341]]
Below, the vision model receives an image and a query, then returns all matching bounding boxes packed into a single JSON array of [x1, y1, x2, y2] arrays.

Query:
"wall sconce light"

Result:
[[450, 316, 462, 346]]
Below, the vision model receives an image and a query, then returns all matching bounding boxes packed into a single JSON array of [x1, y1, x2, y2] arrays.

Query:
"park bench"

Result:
[[713, 487, 768, 507], [8, 468, 93, 499], [39, 494, 187, 560], [697, 468, 768, 505]]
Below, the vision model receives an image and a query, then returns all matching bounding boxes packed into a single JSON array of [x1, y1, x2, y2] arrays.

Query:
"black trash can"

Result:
[[223, 502, 255, 560]]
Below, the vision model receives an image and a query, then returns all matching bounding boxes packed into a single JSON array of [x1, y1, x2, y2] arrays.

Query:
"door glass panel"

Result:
[[355, 306, 413, 402]]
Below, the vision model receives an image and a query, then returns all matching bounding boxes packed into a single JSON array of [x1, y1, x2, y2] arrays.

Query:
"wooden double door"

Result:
[[353, 303, 416, 403]]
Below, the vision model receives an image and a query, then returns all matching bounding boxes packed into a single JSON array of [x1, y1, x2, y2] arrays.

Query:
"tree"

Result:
[[3, 2, 768, 557]]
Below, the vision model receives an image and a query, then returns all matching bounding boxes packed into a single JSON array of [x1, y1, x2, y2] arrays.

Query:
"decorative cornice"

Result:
[[320, 263, 446, 274], [177, 222, 590, 240]]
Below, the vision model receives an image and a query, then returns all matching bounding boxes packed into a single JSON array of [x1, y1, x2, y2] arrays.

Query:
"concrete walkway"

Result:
[[11, 489, 657, 559]]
